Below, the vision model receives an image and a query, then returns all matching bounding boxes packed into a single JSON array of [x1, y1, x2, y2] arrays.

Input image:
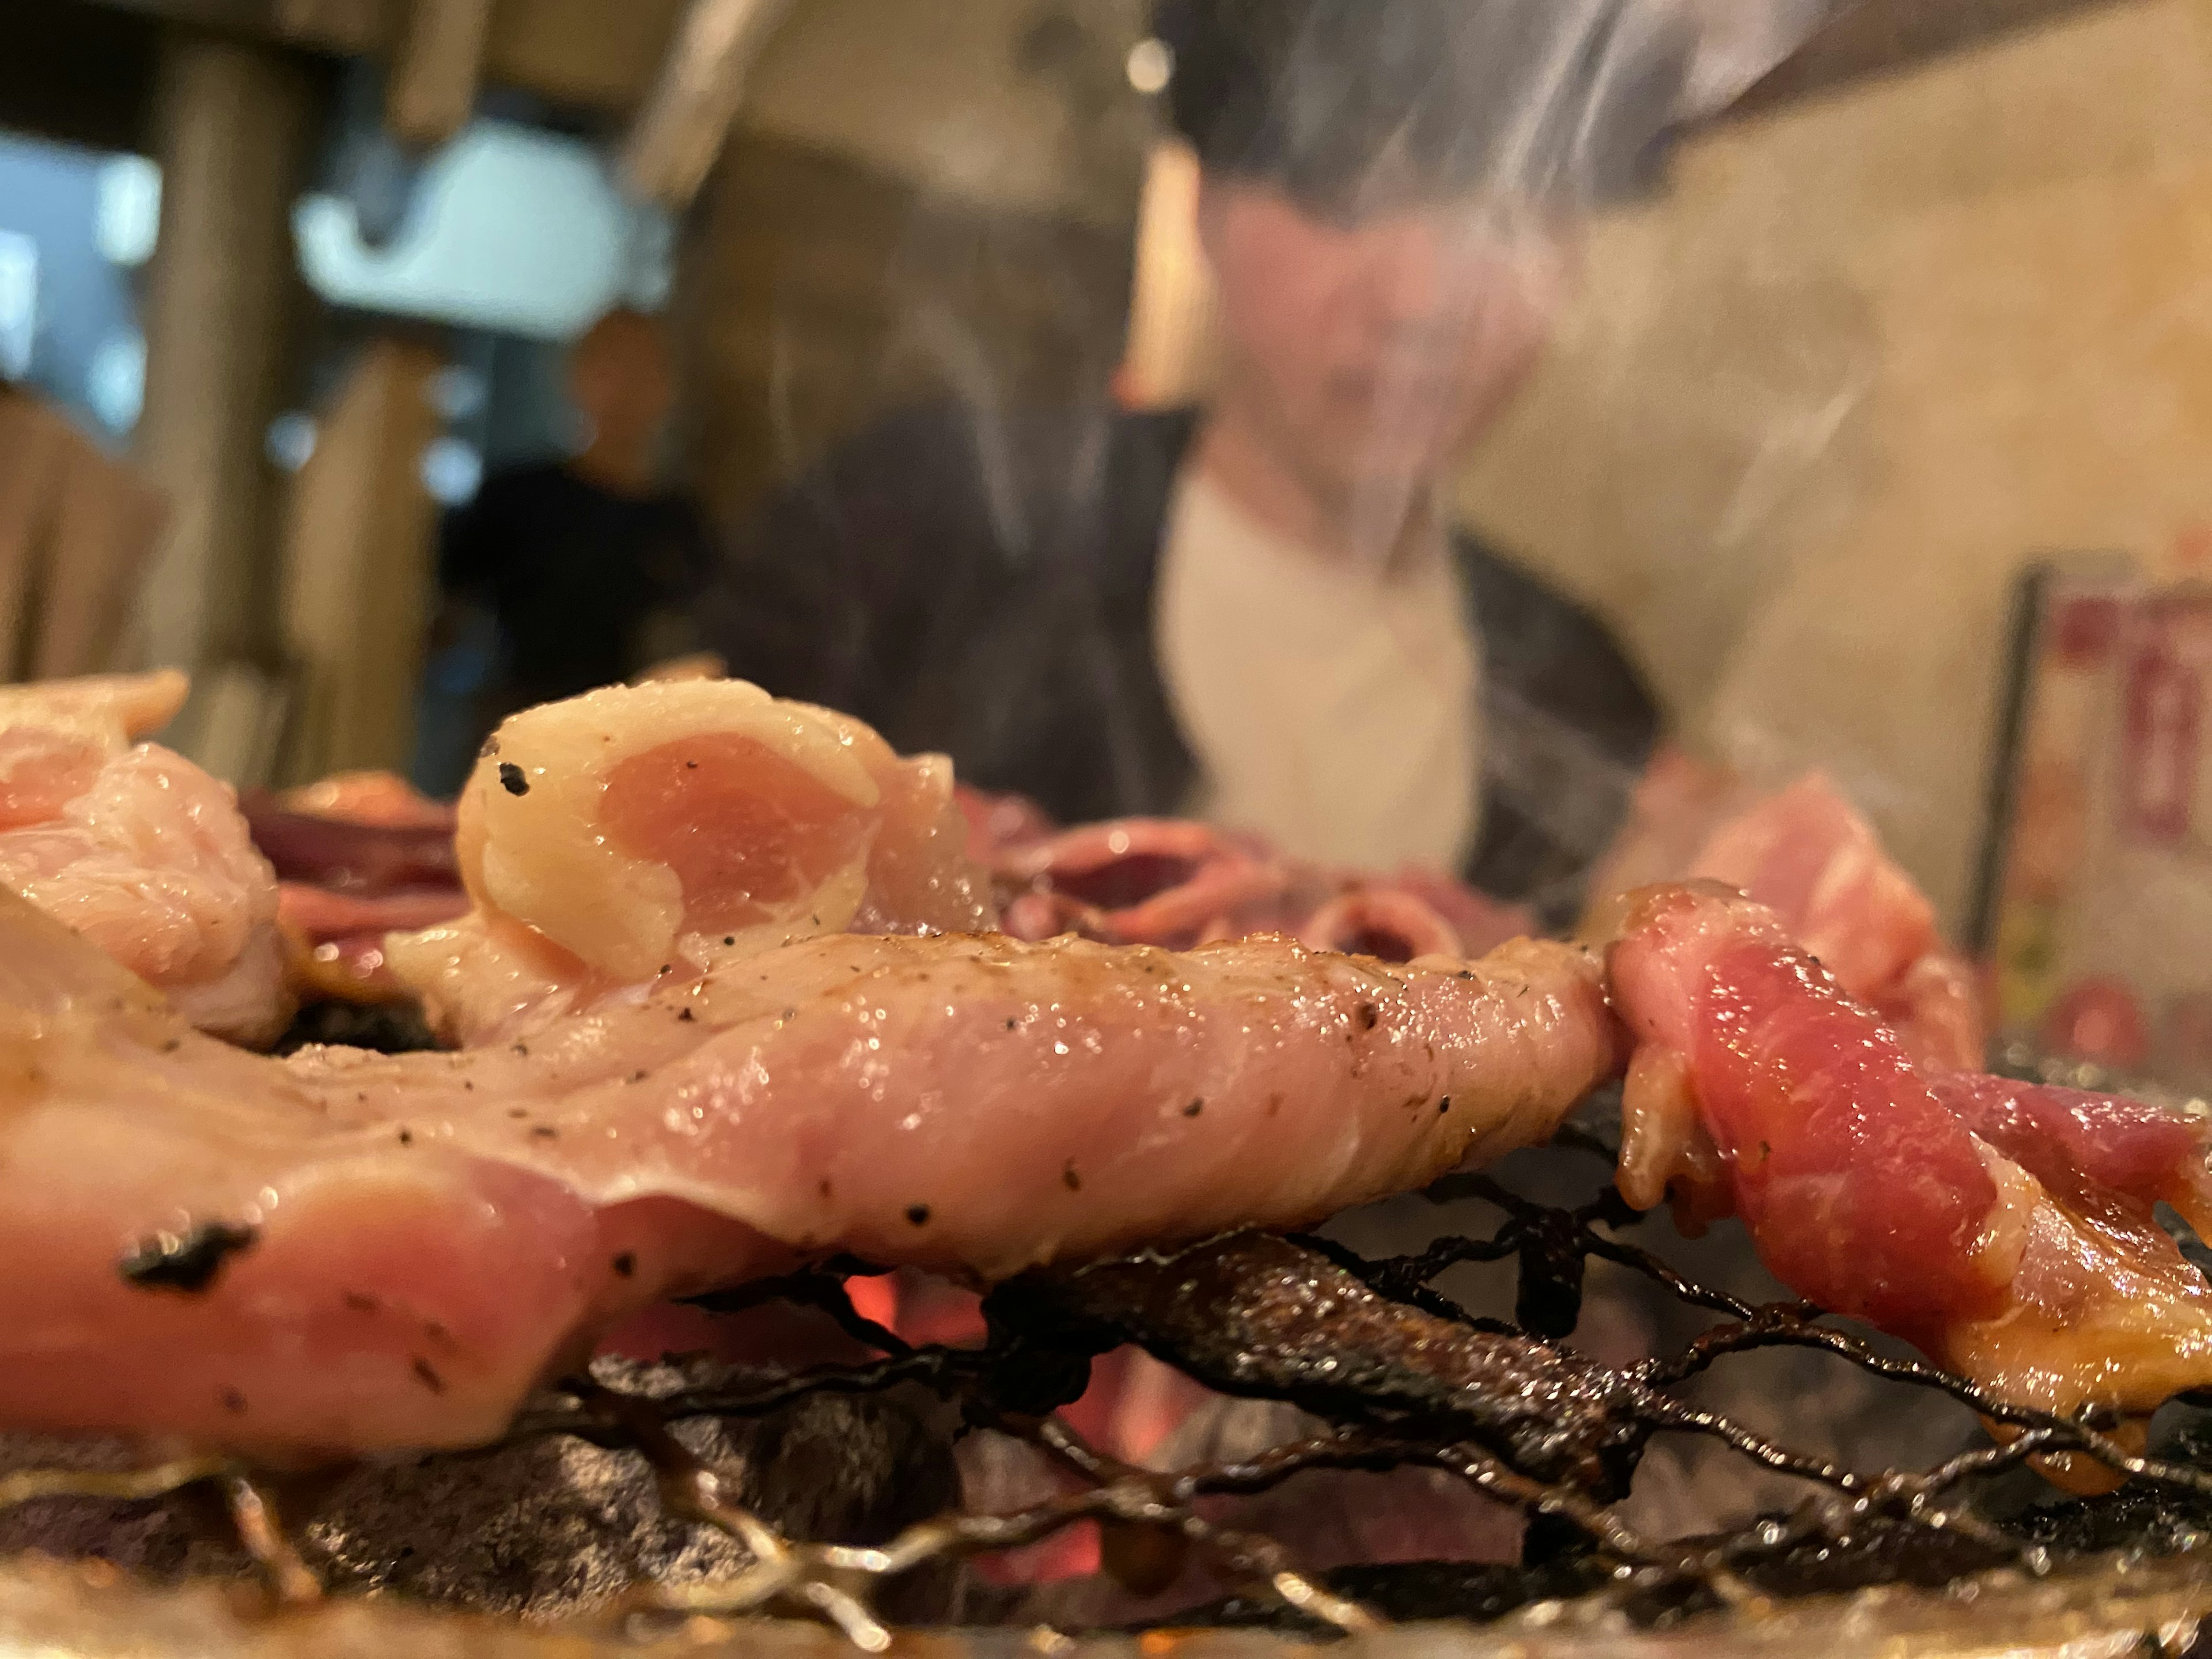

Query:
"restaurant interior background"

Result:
[[2, 0, 2210, 1061]]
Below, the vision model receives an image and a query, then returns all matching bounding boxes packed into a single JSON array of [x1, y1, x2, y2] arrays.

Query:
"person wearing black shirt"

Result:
[[699, 1, 1692, 926], [438, 309, 712, 736]]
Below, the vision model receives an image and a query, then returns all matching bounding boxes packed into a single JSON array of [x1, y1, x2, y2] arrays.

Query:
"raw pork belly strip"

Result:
[[0, 671, 290, 1045], [0, 885, 1618, 1456], [1606, 882, 2212, 1426]]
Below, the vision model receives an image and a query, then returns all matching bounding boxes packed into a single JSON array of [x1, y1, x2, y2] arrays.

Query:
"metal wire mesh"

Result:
[[5, 1119, 2210, 1649]]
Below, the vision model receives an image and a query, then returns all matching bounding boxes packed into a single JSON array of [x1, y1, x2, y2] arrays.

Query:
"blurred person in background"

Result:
[[704, 0, 1689, 926], [434, 308, 713, 762]]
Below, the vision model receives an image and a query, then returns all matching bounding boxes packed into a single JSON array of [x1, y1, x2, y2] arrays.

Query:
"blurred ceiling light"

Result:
[[0, 233, 36, 381], [265, 412, 318, 472], [426, 363, 487, 423], [419, 435, 483, 505], [1125, 37, 1173, 96], [294, 121, 670, 340], [94, 157, 162, 268], [86, 330, 145, 433]]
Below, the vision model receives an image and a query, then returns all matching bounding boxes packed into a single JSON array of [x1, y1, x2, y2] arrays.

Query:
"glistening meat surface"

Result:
[[0, 891, 1618, 1457], [387, 681, 994, 1044], [1605, 882, 2212, 1432], [0, 671, 289, 1046]]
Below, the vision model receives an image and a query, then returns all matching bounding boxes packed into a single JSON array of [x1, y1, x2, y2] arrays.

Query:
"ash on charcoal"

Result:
[[273, 1000, 438, 1056], [0, 1433, 249, 1582], [0, 1356, 962, 1624]]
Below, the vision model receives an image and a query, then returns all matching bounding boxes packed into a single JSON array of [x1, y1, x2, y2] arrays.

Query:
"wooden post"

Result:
[[278, 338, 444, 785], [386, 0, 495, 149], [132, 28, 317, 681]]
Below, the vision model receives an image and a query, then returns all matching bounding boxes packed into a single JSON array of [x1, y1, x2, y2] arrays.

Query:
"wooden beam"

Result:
[[385, 0, 495, 146], [482, 0, 690, 112], [133, 29, 320, 684], [1734, 0, 2131, 112], [621, 0, 794, 209], [279, 338, 444, 783]]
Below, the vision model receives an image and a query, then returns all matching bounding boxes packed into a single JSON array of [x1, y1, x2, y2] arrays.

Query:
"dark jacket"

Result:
[[701, 402, 1658, 925]]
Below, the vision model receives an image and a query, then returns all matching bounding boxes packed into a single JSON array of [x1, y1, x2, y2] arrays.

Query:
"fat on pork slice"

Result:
[[0, 671, 290, 1046], [384, 681, 999, 1046], [0, 679, 1624, 1459], [1605, 880, 2212, 1479]]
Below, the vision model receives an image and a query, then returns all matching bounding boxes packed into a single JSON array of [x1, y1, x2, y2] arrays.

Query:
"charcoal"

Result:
[[272, 1000, 438, 1056], [0, 1357, 961, 1624]]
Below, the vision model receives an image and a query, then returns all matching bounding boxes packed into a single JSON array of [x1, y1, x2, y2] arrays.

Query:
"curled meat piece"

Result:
[[0, 882, 1618, 1456], [1605, 881, 2212, 1449], [387, 681, 996, 1043], [278, 771, 457, 832], [991, 812, 1525, 967], [241, 777, 468, 1006], [0, 671, 289, 1045], [955, 785, 1058, 865], [243, 802, 460, 894], [1301, 888, 1465, 962], [1001, 820, 1289, 949]]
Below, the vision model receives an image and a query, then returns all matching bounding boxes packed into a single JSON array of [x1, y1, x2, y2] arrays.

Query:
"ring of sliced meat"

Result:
[[386, 682, 995, 1045]]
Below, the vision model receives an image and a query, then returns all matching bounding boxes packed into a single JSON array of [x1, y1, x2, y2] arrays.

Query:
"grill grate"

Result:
[[4, 1129, 2211, 1647]]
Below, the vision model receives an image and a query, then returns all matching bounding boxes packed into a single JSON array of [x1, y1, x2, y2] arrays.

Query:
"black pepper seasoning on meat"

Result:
[[412, 1358, 446, 1393], [118, 1222, 259, 1294], [498, 763, 530, 797], [1184, 1099, 1205, 1118], [906, 1205, 932, 1227], [611, 1252, 637, 1277]]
